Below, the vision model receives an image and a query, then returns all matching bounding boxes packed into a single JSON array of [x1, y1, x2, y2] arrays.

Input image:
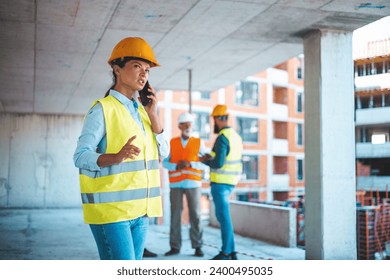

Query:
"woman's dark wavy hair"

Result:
[[104, 57, 133, 97]]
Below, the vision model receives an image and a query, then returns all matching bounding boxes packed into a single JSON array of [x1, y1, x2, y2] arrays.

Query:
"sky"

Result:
[[353, 15, 390, 58]]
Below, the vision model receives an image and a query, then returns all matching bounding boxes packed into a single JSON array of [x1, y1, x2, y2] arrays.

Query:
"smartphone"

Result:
[[139, 81, 152, 106]]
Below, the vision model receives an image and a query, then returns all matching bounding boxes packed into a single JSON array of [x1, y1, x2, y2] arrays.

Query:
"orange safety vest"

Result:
[[168, 137, 202, 183]]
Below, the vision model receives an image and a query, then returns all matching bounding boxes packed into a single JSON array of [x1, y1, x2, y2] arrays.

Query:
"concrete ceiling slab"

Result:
[[0, 0, 389, 115]]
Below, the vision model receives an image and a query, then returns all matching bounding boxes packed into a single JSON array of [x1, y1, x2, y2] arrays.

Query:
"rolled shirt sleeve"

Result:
[[73, 103, 105, 171], [162, 154, 176, 171], [155, 129, 170, 159]]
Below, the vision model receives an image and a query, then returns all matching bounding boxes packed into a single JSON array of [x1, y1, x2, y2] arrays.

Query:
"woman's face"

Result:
[[116, 59, 150, 91]]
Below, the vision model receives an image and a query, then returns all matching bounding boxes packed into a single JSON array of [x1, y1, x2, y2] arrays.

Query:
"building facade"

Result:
[[354, 38, 390, 200]]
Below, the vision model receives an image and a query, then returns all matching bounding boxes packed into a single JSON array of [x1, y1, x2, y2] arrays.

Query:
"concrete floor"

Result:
[[0, 208, 305, 260]]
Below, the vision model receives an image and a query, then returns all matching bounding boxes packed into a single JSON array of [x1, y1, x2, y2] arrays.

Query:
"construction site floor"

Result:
[[0, 208, 305, 260]]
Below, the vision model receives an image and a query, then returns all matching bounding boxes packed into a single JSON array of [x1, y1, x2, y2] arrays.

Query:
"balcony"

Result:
[[268, 68, 288, 86], [356, 106, 390, 126], [271, 103, 288, 120], [269, 174, 290, 191], [272, 138, 289, 155], [356, 142, 390, 158], [357, 176, 390, 192], [355, 73, 390, 91]]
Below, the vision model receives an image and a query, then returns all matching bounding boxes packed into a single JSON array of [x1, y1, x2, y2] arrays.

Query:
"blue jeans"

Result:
[[89, 216, 149, 260], [210, 183, 235, 254]]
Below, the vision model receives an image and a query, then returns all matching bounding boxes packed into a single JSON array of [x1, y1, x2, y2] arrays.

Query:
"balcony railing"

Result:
[[272, 138, 288, 155], [269, 174, 290, 191], [356, 142, 390, 158], [356, 106, 390, 126], [357, 176, 390, 192], [271, 103, 288, 120]]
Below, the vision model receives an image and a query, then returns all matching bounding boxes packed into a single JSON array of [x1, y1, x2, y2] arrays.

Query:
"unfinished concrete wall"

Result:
[[209, 200, 297, 247], [0, 113, 83, 208]]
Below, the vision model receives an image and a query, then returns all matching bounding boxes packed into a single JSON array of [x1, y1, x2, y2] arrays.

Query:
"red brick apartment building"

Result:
[[157, 56, 305, 204]]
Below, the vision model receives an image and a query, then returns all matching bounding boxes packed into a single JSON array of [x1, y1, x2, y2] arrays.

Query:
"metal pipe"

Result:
[[188, 69, 192, 113]]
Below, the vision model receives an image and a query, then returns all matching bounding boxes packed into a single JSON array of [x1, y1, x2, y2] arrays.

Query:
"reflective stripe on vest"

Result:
[[210, 128, 243, 185], [169, 169, 202, 178], [168, 137, 202, 183], [81, 186, 161, 204], [79, 159, 159, 178], [79, 96, 162, 224]]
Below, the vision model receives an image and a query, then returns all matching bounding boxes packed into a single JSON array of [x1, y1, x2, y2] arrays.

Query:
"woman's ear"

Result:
[[113, 65, 120, 76]]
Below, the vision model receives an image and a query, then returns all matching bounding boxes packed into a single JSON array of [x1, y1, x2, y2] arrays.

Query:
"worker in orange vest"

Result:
[[162, 112, 208, 257]]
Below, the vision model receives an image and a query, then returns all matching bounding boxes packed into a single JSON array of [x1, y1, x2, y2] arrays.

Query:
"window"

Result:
[[297, 123, 303, 146], [297, 92, 303, 113], [358, 127, 367, 143], [356, 64, 364, 76], [200, 91, 211, 100], [192, 91, 211, 100], [235, 81, 259, 106], [273, 156, 288, 174], [366, 63, 371, 76], [297, 159, 303, 181], [192, 111, 211, 140], [297, 67, 303, 80], [236, 191, 259, 202], [375, 61, 384, 74], [273, 86, 288, 105], [273, 121, 287, 139], [236, 117, 258, 143], [241, 155, 258, 180]]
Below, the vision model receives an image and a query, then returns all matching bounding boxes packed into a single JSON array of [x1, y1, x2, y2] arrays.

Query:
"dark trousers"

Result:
[[169, 187, 203, 250]]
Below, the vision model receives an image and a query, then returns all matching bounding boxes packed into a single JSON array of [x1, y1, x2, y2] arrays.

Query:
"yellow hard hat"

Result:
[[211, 104, 228, 116], [107, 37, 160, 67]]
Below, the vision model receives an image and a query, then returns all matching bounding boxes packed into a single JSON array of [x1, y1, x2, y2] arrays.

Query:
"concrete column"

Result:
[[266, 74, 274, 201], [303, 30, 357, 259]]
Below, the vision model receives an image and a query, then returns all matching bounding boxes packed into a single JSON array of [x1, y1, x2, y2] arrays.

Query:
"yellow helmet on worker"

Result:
[[211, 104, 229, 117], [107, 37, 160, 67]]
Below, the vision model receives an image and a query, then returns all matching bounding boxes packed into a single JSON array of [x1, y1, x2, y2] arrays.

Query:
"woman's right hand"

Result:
[[97, 135, 141, 167], [117, 135, 141, 162]]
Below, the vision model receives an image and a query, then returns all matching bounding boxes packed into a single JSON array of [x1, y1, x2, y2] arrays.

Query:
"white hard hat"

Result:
[[178, 112, 194, 124]]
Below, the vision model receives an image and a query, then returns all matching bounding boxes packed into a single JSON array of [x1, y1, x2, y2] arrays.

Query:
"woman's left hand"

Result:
[[139, 83, 163, 134]]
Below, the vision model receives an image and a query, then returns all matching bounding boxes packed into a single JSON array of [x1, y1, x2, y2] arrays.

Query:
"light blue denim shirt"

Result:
[[73, 89, 169, 171], [162, 137, 209, 189]]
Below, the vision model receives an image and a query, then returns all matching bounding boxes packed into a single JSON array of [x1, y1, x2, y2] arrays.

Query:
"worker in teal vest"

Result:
[[200, 104, 243, 260], [73, 37, 169, 260]]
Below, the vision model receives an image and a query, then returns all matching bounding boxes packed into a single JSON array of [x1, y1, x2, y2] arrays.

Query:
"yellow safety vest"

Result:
[[210, 128, 243, 185], [79, 95, 162, 224]]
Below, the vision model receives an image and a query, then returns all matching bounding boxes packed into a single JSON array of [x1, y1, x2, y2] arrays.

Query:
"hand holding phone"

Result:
[[139, 81, 152, 106]]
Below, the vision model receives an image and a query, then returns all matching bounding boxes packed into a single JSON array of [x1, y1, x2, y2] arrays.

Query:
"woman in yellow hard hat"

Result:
[[73, 37, 169, 260]]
